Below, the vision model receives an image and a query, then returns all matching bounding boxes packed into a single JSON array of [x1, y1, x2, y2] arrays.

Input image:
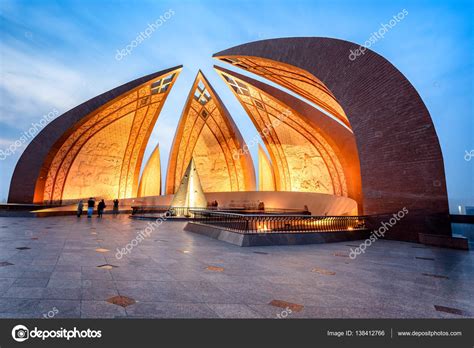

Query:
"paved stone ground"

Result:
[[0, 215, 472, 319]]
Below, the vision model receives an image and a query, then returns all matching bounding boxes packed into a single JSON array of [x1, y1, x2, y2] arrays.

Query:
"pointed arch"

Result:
[[165, 71, 256, 194]]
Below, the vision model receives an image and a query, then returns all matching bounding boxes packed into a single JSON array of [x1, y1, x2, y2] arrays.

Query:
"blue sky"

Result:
[[0, 0, 472, 213]]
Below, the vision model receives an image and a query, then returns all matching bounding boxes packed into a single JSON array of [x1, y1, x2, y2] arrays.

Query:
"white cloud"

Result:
[[0, 137, 15, 148], [0, 44, 89, 126]]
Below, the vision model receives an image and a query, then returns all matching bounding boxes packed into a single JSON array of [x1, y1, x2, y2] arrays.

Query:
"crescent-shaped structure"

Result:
[[214, 38, 450, 240], [215, 66, 354, 201], [138, 143, 162, 197], [166, 71, 256, 194], [8, 66, 182, 204]]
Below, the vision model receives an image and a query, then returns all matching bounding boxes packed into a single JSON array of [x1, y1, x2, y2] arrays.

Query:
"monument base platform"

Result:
[[184, 222, 370, 247]]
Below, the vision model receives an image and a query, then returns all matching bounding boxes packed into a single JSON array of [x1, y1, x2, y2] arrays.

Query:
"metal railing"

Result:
[[131, 206, 312, 217], [190, 210, 368, 234], [131, 206, 214, 217]]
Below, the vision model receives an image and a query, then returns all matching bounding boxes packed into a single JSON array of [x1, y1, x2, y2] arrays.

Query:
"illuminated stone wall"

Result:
[[61, 115, 134, 200], [42, 69, 180, 203], [258, 144, 276, 191], [166, 71, 256, 194], [138, 144, 162, 197], [204, 191, 358, 216], [217, 68, 347, 196]]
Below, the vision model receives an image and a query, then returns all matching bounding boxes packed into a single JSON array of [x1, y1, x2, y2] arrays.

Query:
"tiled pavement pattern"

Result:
[[0, 216, 473, 318]]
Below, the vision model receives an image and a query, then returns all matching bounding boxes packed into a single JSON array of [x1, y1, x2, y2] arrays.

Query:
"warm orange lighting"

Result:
[[138, 144, 162, 197], [258, 144, 276, 191], [216, 55, 350, 128], [170, 158, 207, 216], [42, 68, 181, 203], [166, 71, 255, 194], [216, 68, 347, 197]]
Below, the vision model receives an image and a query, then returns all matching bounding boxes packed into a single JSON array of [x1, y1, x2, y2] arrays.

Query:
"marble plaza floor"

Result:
[[0, 215, 472, 319]]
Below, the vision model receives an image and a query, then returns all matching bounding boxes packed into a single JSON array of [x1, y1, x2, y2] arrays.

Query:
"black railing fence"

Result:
[[131, 206, 312, 217], [190, 210, 368, 234], [131, 206, 213, 217]]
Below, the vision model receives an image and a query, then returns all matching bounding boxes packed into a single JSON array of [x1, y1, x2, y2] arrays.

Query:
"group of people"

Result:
[[77, 198, 120, 218]]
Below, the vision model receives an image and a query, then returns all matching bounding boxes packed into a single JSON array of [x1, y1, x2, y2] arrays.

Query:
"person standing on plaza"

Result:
[[77, 200, 84, 218], [113, 199, 119, 215], [87, 197, 95, 218], [97, 199, 106, 218], [77, 199, 84, 217]]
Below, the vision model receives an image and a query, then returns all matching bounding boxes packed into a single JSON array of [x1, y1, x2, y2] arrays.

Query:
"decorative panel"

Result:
[[62, 114, 134, 200], [166, 71, 255, 194], [216, 55, 350, 128]]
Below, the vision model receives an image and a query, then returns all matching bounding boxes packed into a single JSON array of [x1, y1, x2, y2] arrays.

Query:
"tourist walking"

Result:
[[113, 199, 119, 215], [87, 197, 95, 218], [97, 199, 106, 218], [77, 200, 84, 217]]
